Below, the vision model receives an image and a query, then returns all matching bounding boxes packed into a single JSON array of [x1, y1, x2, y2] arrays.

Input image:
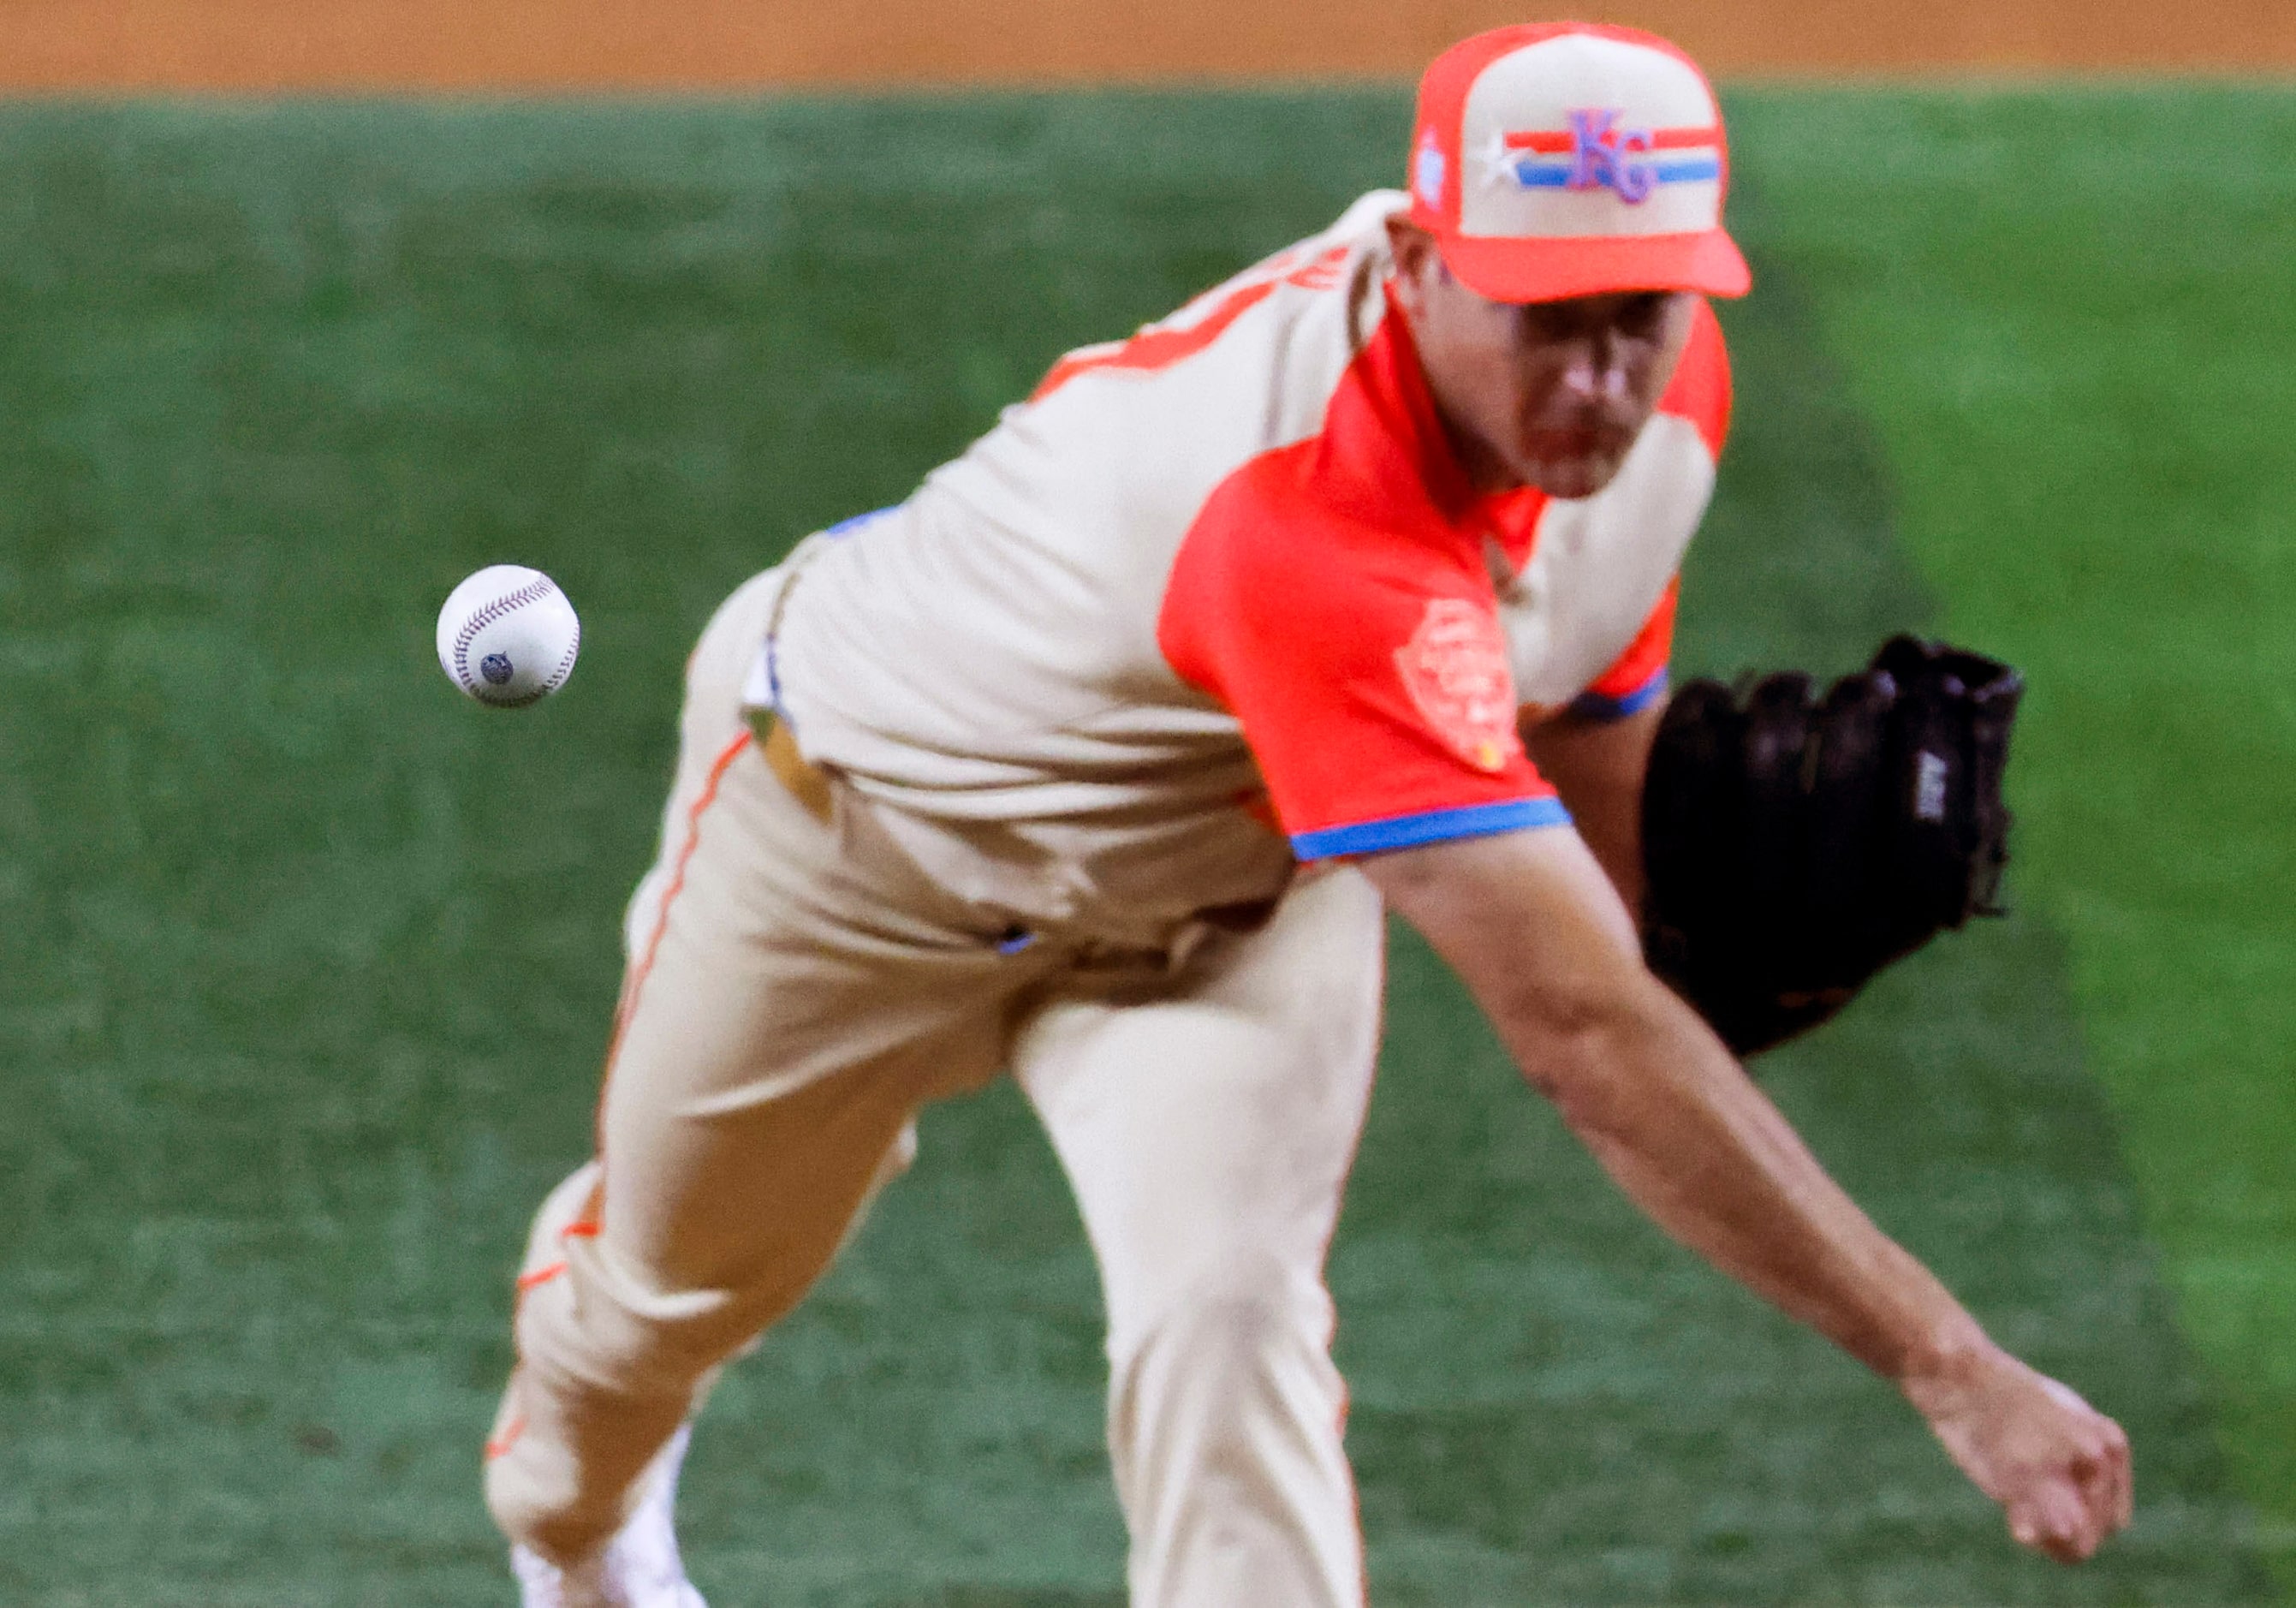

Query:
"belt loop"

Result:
[[755, 715, 835, 825]]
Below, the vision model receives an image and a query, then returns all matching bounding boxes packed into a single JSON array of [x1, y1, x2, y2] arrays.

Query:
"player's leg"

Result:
[[1013, 867, 1387, 1608], [486, 568, 1038, 1571]]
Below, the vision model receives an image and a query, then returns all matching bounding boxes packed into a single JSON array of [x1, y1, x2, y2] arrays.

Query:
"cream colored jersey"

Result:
[[746, 189, 1728, 938]]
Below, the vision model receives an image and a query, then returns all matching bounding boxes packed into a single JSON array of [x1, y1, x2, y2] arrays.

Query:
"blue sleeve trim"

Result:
[[1567, 667, 1669, 723], [824, 506, 897, 539], [1289, 795, 1572, 861]]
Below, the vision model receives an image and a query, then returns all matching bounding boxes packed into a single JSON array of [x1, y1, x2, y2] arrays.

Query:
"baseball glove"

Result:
[[1639, 634, 2023, 1056]]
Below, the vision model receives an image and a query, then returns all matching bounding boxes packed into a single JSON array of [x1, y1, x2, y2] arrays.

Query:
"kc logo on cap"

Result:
[[1407, 23, 1751, 305], [1482, 108, 1726, 205]]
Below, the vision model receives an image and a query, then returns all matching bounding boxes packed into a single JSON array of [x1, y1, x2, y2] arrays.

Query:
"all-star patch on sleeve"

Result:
[[1159, 438, 1569, 863]]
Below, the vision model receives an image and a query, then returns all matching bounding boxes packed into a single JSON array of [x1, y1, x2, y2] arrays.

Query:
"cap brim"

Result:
[[1435, 227, 1751, 304]]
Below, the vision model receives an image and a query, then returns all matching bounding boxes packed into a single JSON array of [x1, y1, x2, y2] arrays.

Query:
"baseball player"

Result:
[[488, 23, 2132, 1606]]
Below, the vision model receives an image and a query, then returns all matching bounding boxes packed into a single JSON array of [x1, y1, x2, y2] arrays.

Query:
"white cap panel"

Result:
[[1457, 33, 1723, 241]]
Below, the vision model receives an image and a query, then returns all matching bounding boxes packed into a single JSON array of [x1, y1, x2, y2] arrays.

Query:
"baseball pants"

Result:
[[485, 568, 1386, 1607]]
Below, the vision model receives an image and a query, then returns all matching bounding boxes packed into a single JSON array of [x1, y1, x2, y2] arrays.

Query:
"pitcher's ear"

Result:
[[1385, 215, 1448, 312], [1385, 214, 1438, 275]]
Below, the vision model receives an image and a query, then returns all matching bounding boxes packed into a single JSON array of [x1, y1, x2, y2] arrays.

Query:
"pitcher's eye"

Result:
[[1618, 292, 1669, 332]]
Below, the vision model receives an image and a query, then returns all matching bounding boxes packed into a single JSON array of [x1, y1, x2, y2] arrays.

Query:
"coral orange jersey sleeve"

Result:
[[1159, 439, 1568, 863]]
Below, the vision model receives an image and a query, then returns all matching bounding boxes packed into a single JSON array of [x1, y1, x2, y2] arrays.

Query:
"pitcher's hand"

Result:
[[1905, 1342, 2132, 1563]]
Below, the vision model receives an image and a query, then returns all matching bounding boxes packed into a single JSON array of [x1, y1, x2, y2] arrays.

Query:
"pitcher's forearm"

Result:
[[1508, 983, 1988, 1386], [1364, 825, 1992, 1388], [1365, 825, 2131, 1566]]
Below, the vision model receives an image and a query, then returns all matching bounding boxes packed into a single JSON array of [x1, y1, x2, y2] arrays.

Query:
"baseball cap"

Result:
[[1407, 22, 1752, 305]]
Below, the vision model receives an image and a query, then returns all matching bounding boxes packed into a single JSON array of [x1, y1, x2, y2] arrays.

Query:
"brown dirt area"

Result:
[[4, 0, 2293, 91]]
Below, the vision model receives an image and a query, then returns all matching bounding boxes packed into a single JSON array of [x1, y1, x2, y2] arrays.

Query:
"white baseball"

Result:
[[435, 565, 581, 707]]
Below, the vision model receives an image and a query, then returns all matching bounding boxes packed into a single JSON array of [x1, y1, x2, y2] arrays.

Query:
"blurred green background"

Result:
[[0, 89, 2286, 1604]]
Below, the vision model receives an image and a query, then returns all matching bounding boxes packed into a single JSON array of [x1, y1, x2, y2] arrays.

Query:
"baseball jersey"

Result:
[[750, 189, 1728, 938]]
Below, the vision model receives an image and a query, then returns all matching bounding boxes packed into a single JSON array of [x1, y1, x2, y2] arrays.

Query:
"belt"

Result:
[[758, 714, 1283, 950]]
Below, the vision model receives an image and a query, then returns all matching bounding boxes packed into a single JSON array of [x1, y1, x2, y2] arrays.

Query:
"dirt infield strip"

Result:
[[5, 0, 2294, 90]]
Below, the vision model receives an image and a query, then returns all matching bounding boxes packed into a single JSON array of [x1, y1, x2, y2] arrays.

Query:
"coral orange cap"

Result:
[[1407, 22, 1752, 304]]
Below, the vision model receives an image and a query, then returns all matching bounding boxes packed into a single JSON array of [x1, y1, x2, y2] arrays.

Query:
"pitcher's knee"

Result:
[[1107, 1255, 1346, 1469], [1110, 1247, 1335, 1364], [518, 1236, 762, 1394], [1104, 1260, 1361, 1607]]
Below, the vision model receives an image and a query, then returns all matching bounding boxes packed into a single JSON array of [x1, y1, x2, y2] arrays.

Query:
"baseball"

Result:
[[436, 564, 581, 707]]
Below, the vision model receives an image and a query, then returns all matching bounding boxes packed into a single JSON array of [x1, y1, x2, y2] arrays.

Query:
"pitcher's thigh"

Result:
[[1014, 867, 1387, 1358], [592, 756, 1014, 1347], [493, 724, 1014, 1562]]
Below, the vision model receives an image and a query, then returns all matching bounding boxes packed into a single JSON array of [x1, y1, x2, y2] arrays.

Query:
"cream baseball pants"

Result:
[[485, 569, 1385, 1607]]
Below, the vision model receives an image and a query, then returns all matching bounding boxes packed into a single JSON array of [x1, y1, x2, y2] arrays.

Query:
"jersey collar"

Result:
[[1328, 283, 1548, 566]]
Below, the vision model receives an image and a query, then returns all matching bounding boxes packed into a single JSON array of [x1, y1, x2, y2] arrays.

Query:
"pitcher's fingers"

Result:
[[2073, 1418, 2133, 1539], [2030, 1524, 2089, 1566], [2008, 1501, 2059, 1562], [2057, 1498, 2102, 1564], [2017, 1480, 2096, 1563], [2103, 1444, 2133, 1534], [2105, 1423, 2134, 1530], [2073, 1486, 2111, 1562]]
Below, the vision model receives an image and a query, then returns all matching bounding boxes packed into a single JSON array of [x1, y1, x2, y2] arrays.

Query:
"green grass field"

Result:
[[0, 88, 2287, 1605]]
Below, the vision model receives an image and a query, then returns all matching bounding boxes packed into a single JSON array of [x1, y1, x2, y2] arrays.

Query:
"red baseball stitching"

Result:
[[452, 575, 576, 703]]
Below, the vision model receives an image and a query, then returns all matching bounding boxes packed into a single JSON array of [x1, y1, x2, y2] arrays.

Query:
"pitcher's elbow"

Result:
[[1505, 977, 1666, 1129]]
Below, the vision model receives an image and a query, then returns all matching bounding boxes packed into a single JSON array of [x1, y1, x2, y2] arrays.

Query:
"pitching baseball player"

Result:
[[487, 23, 2132, 1606]]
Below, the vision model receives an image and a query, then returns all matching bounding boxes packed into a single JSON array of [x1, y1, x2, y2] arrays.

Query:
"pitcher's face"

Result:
[[1387, 216, 1697, 500]]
